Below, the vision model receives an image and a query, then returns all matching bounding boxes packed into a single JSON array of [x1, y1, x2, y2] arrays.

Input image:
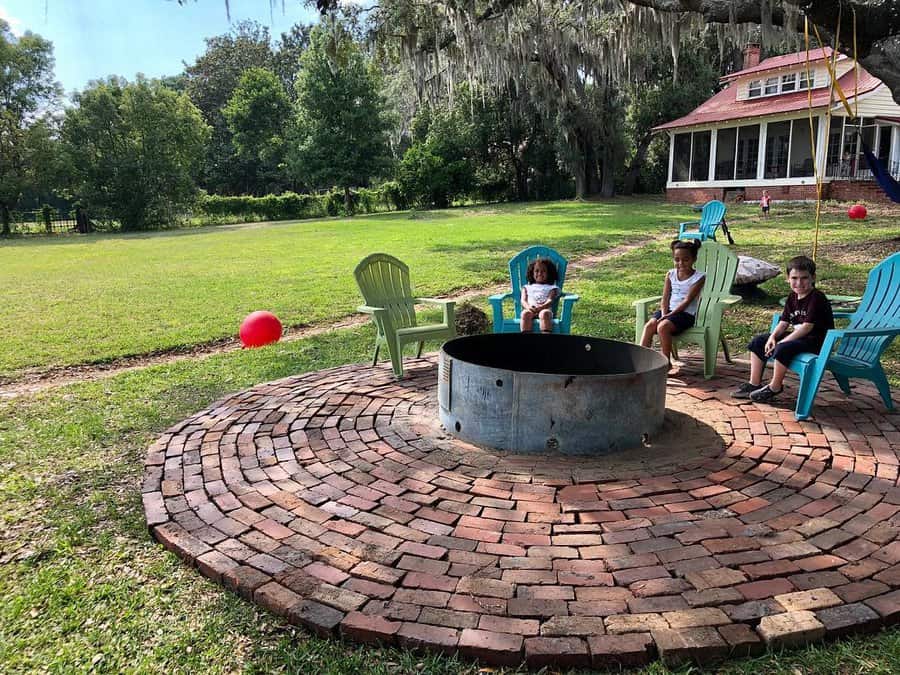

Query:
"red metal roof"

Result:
[[654, 65, 881, 132], [721, 47, 839, 81]]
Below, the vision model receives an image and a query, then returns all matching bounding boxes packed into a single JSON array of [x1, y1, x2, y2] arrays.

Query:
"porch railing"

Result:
[[826, 159, 900, 181]]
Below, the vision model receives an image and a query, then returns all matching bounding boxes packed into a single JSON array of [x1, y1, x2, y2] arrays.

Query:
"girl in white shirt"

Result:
[[640, 239, 705, 374], [520, 258, 560, 333]]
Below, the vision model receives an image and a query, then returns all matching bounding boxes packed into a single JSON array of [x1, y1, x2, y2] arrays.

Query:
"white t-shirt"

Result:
[[524, 283, 558, 305], [668, 269, 705, 316]]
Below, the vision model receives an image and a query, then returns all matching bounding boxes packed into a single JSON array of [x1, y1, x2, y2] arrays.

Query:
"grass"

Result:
[[2, 197, 900, 673], [0, 199, 678, 378]]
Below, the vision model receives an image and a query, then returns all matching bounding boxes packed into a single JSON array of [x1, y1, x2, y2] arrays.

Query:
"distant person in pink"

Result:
[[760, 190, 772, 218]]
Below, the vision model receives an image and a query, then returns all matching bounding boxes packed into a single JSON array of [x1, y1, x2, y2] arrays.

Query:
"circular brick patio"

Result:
[[142, 354, 900, 668]]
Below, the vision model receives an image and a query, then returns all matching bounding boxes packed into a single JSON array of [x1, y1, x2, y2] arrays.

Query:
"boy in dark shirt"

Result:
[[732, 255, 835, 402]]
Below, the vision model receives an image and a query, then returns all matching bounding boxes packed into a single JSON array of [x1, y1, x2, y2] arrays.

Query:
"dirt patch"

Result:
[[825, 236, 900, 265]]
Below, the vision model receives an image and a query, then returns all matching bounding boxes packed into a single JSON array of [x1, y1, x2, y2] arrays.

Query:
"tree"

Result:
[[0, 19, 60, 234], [223, 67, 290, 170], [310, 0, 900, 105], [62, 77, 211, 230], [622, 44, 719, 194], [287, 19, 391, 211], [398, 106, 476, 207], [183, 20, 276, 194]]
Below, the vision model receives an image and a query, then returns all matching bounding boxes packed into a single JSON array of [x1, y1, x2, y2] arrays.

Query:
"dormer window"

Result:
[[781, 73, 797, 92], [747, 70, 817, 98], [799, 71, 815, 90]]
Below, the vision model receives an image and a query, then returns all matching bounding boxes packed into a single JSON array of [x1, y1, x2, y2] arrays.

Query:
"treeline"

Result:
[[1, 11, 728, 233]]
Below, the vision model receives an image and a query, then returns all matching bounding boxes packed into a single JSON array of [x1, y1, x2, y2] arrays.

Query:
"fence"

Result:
[[9, 209, 78, 235]]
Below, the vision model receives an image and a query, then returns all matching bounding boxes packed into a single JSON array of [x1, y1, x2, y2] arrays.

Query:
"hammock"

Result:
[[861, 140, 900, 203]]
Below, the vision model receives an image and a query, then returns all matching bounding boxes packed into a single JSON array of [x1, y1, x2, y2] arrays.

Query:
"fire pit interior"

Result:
[[438, 333, 669, 455]]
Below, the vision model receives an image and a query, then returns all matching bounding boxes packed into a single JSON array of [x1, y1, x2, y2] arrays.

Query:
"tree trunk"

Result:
[[622, 132, 654, 196], [1, 204, 10, 236], [344, 186, 355, 215]]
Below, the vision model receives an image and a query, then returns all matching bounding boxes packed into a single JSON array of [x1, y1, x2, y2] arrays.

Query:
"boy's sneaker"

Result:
[[750, 384, 782, 402], [731, 382, 759, 399]]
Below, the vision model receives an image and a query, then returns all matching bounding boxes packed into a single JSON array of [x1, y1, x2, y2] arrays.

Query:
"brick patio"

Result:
[[142, 354, 900, 668]]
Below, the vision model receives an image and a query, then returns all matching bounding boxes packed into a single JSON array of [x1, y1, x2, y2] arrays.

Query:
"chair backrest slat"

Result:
[[354, 253, 418, 329], [839, 252, 900, 362], [693, 241, 739, 326]]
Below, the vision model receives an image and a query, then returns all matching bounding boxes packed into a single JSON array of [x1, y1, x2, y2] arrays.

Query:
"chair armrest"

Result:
[[828, 327, 900, 339], [415, 297, 454, 307], [358, 304, 386, 314], [719, 295, 742, 306], [488, 292, 513, 303], [632, 295, 663, 309], [560, 292, 580, 304], [678, 221, 699, 235]]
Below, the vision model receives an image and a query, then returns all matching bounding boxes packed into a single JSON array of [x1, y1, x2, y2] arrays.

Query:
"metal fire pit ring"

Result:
[[438, 333, 669, 455]]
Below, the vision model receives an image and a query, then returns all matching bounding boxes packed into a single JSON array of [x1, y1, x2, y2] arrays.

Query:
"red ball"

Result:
[[239, 311, 282, 348], [848, 204, 867, 220]]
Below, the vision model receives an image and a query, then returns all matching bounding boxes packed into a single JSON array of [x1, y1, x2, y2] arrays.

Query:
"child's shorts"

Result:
[[762, 206, 770, 213], [747, 332, 822, 366], [653, 310, 696, 334]]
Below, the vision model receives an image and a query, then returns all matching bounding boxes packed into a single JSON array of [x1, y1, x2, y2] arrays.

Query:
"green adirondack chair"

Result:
[[633, 241, 741, 379], [768, 251, 900, 420], [354, 253, 456, 377]]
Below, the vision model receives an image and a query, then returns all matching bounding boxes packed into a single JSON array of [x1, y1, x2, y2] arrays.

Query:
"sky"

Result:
[[0, 0, 319, 96]]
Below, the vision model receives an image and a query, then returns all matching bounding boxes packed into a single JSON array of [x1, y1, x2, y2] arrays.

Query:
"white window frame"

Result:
[[781, 73, 797, 92], [747, 70, 819, 99]]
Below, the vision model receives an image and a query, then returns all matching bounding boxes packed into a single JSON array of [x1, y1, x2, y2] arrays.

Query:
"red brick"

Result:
[[396, 622, 459, 654], [458, 629, 523, 666], [524, 637, 590, 669], [736, 578, 796, 600], [340, 611, 400, 644], [588, 633, 654, 668]]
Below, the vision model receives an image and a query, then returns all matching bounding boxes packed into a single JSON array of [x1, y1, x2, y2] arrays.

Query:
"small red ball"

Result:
[[848, 204, 867, 220], [239, 311, 282, 348]]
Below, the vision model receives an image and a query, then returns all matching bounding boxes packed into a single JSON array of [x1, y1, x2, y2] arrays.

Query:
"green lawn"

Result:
[[0, 200, 681, 378], [2, 198, 900, 673]]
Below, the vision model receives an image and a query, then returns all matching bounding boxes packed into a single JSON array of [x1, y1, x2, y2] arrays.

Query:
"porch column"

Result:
[[892, 126, 900, 173], [756, 122, 767, 180], [708, 129, 717, 181], [815, 113, 828, 176], [667, 133, 675, 184]]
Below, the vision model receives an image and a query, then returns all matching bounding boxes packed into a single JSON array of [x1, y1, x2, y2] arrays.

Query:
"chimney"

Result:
[[742, 44, 761, 70]]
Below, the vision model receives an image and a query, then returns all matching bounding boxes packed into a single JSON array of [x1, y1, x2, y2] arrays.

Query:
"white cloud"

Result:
[[0, 5, 25, 36]]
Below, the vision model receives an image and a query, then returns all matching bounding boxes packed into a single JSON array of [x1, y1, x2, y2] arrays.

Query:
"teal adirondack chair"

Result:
[[678, 200, 727, 241], [354, 253, 456, 377], [767, 252, 900, 420], [633, 241, 741, 379], [489, 245, 579, 333]]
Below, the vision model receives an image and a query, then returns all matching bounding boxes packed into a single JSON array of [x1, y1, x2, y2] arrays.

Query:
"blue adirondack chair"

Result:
[[767, 252, 900, 420], [678, 200, 727, 241], [489, 245, 579, 334]]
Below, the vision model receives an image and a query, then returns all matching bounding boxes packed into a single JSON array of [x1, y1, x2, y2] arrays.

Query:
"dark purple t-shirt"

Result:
[[780, 289, 835, 345]]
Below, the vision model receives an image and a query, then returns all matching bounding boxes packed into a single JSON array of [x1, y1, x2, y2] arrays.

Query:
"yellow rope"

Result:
[[853, 8, 859, 118], [805, 17, 824, 261]]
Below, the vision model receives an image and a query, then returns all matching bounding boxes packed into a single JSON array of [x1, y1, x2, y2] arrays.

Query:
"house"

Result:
[[655, 45, 900, 203]]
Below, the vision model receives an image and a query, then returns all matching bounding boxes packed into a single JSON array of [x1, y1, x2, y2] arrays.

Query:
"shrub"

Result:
[[455, 302, 490, 336]]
